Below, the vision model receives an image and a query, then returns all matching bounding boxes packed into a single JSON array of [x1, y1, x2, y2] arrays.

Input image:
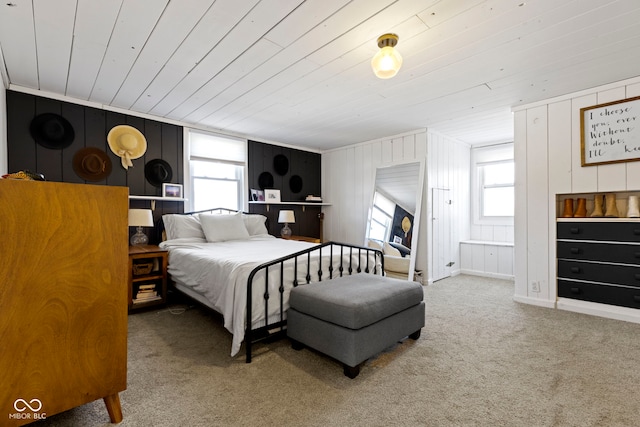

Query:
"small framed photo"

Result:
[[257, 190, 265, 201], [264, 189, 281, 203], [250, 188, 259, 201], [162, 183, 183, 198]]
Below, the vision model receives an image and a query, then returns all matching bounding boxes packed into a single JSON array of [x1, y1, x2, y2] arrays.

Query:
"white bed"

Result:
[[159, 211, 383, 359]]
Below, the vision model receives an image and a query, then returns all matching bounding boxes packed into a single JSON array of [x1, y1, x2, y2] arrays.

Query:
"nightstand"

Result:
[[288, 235, 321, 243], [128, 245, 168, 312]]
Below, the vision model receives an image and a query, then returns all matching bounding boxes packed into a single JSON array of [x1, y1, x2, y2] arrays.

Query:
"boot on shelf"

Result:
[[562, 198, 574, 218], [628, 196, 640, 218], [604, 193, 619, 218], [574, 198, 587, 217], [590, 194, 604, 217]]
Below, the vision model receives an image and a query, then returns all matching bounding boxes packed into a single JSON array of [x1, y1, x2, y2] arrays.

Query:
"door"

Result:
[[432, 188, 452, 281]]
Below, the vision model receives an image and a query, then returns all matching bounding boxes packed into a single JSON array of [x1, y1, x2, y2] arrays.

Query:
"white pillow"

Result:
[[162, 214, 205, 240], [242, 214, 268, 236], [383, 242, 402, 257], [199, 213, 250, 242], [367, 239, 383, 251]]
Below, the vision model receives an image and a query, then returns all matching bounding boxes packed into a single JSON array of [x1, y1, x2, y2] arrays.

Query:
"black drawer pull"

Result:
[[634, 229, 640, 235], [569, 227, 580, 234], [570, 248, 581, 254], [635, 252, 640, 258], [634, 296, 640, 303], [570, 267, 581, 273], [635, 274, 640, 280], [570, 287, 581, 295]]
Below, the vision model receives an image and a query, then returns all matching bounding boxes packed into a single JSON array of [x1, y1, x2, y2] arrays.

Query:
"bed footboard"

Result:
[[244, 241, 384, 363]]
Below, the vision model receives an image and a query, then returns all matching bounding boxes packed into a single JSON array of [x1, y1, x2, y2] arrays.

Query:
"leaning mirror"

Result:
[[365, 161, 424, 280]]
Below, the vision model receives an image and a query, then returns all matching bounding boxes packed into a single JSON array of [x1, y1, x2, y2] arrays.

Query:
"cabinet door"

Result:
[[558, 280, 640, 309], [557, 222, 640, 242], [557, 241, 640, 265], [0, 181, 128, 422], [558, 260, 640, 287]]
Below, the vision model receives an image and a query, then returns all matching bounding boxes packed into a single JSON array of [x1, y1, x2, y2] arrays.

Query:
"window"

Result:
[[368, 191, 395, 242], [472, 143, 514, 225], [479, 160, 514, 217], [185, 130, 247, 212]]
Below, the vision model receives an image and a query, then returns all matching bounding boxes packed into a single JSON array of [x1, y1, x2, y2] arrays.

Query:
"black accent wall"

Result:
[[247, 140, 322, 238], [6, 90, 184, 244], [5, 91, 324, 241]]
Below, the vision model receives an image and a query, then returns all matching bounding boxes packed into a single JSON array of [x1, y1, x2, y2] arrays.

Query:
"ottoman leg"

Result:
[[409, 329, 421, 340], [290, 338, 304, 351], [343, 362, 364, 379]]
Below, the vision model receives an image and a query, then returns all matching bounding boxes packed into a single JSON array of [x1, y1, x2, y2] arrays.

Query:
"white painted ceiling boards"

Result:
[[1, 0, 639, 150]]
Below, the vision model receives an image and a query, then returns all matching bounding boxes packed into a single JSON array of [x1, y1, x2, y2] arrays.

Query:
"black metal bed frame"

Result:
[[244, 241, 384, 363], [161, 208, 384, 363]]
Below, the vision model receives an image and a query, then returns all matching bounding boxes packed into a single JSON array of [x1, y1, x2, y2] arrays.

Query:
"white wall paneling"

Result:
[[460, 241, 514, 280], [514, 75, 640, 318], [322, 129, 469, 284]]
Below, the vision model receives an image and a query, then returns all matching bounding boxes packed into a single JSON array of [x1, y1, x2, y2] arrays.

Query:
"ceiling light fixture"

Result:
[[371, 33, 403, 79]]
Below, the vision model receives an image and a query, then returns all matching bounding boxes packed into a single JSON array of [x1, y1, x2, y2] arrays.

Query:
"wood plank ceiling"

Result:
[[1, 0, 639, 150]]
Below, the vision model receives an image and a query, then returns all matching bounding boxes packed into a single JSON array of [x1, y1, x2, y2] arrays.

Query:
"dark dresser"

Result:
[[557, 220, 640, 310]]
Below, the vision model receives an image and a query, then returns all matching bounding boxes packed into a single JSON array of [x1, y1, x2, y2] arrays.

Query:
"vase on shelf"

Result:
[[604, 193, 619, 218], [561, 198, 574, 218], [574, 198, 587, 217], [628, 196, 640, 218], [590, 194, 604, 217]]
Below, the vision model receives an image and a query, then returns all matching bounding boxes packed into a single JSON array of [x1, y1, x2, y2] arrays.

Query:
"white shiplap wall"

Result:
[[514, 75, 640, 322], [322, 129, 470, 284]]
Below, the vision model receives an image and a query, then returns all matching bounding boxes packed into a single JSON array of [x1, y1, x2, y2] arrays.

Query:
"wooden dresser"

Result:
[[557, 220, 640, 310], [0, 180, 128, 425]]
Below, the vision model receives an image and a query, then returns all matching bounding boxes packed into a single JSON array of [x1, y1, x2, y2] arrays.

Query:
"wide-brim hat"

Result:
[[273, 154, 289, 176], [144, 159, 173, 188], [107, 125, 147, 169], [30, 113, 75, 149], [73, 147, 112, 181], [258, 171, 274, 190]]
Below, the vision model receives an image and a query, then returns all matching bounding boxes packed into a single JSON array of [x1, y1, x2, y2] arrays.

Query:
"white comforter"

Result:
[[160, 235, 320, 356]]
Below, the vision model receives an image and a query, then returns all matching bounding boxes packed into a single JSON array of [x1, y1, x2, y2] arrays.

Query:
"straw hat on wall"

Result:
[[107, 125, 147, 169]]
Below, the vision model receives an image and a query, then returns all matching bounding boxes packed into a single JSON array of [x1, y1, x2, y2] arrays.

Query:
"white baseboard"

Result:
[[460, 269, 514, 281], [513, 294, 556, 308], [556, 298, 640, 324]]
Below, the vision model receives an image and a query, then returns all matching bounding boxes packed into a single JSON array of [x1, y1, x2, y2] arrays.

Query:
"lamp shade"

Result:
[[278, 210, 295, 224], [128, 209, 154, 227], [371, 33, 403, 79]]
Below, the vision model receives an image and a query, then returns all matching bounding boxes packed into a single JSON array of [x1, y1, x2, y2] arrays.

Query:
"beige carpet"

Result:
[[37, 275, 640, 426]]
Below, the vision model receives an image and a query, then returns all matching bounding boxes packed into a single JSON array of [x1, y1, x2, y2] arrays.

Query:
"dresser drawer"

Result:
[[557, 260, 640, 288], [557, 221, 640, 242], [557, 241, 640, 265], [558, 280, 640, 309]]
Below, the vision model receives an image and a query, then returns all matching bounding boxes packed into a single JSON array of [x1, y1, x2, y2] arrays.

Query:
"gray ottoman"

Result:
[[287, 273, 425, 378]]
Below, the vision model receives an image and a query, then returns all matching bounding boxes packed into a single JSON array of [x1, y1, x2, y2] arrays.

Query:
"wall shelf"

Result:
[[248, 201, 331, 212], [129, 195, 187, 211], [129, 195, 187, 201]]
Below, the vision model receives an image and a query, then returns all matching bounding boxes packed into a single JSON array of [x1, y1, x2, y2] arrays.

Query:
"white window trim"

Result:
[[472, 143, 514, 226], [183, 128, 248, 212]]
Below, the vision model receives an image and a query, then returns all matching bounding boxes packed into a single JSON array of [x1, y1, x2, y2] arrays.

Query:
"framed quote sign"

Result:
[[581, 95, 640, 166]]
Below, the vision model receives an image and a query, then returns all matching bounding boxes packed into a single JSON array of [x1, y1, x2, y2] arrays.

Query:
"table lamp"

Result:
[[128, 209, 154, 246], [278, 210, 295, 239]]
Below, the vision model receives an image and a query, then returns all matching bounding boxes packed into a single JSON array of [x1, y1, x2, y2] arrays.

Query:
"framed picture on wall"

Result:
[[162, 183, 183, 198], [264, 189, 281, 203], [581, 95, 640, 166]]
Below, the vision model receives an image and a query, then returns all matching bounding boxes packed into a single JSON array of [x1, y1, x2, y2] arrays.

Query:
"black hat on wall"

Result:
[[273, 154, 289, 176], [29, 113, 75, 149], [258, 171, 274, 190], [145, 159, 173, 187]]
